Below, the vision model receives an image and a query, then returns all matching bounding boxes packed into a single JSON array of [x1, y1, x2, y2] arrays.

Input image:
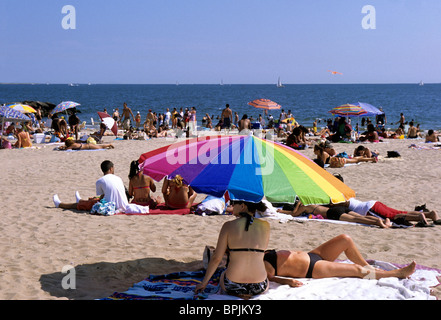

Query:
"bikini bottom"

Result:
[[223, 275, 269, 296]]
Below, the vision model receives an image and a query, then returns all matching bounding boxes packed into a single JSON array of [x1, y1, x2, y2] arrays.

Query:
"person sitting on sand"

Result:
[[277, 200, 391, 228], [359, 124, 380, 143], [313, 144, 377, 168], [238, 114, 252, 133], [264, 234, 416, 287], [195, 200, 270, 299], [58, 138, 114, 151], [53, 160, 129, 213], [128, 160, 161, 208], [13, 127, 32, 148], [407, 121, 420, 139], [162, 175, 197, 209], [342, 198, 441, 227], [425, 129, 440, 143]]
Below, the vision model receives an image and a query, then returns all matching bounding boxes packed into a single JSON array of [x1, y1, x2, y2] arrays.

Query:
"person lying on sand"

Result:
[[341, 198, 441, 228], [58, 138, 114, 151], [277, 200, 391, 228], [264, 234, 416, 287]]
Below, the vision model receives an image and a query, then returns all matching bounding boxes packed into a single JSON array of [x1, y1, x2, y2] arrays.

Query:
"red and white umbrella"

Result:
[[97, 112, 118, 136]]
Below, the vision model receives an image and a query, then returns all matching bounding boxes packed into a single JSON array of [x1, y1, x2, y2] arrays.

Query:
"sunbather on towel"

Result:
[[162, 174, 197, 209], [58, 138, 114, 150], [313, 144, 376, 168], [341, 198, 441, 227], [277, 200, 391, 228], [264, 234, 416, 287], [195, 200, 270, 299]]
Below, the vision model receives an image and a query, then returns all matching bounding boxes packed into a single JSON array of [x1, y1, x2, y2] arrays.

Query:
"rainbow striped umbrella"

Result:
[[248, 99, 282, 110], [139, 135, 355, 205], [329, 104, 368, 117]]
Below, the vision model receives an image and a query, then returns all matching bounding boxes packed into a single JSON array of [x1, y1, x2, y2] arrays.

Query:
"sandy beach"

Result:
[[0, 133, 440, 300]]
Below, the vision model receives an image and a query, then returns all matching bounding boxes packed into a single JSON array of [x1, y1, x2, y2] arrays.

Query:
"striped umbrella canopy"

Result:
[[329, 104, 368, 117], [248, 99, 282, 110], [0, 106, 30, 120], [52, 101, 80, 114], [139, 135, 355, 205], [7, 104, 36, 114]]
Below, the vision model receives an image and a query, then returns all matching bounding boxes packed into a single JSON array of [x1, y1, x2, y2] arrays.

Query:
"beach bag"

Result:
[[203, 246, 229, 270], [90, 199, 116, 216], [336, 151, 349, 158], [387, 151, 401, 158], [329, 156, 345, 168]]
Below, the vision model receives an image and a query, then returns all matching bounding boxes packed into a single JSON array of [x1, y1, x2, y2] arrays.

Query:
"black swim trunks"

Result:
[[326, 206, 351, 220]]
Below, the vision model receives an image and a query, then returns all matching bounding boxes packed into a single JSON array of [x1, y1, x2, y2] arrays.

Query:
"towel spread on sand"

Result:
[[103, 260, 440, 300], [409, 143, 441, 150]]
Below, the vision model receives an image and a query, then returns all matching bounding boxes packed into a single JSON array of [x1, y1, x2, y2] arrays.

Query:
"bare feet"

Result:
[[396, 261, 416, 279]]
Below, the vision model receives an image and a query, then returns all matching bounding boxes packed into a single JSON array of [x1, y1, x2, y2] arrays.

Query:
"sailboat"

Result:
[[277, 77, 284, 88], [419, 80, 424, 86]]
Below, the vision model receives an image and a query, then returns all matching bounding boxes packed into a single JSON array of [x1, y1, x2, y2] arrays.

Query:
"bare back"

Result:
[[223, 218, 270, 283]]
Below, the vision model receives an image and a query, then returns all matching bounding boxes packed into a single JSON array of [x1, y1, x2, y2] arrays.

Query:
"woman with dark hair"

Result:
[[195, 200, 270, 299], [128, 160, 159, 208]]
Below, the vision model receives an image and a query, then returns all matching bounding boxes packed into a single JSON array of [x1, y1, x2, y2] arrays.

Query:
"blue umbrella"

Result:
[[0, 106, 30, 121], [52, 101, 80, 114], [0, 105, 30, 137], [357, 102, 383, 117]]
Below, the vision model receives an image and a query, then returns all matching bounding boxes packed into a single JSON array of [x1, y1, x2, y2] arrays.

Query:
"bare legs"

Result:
[[309, 234, 415, 279]]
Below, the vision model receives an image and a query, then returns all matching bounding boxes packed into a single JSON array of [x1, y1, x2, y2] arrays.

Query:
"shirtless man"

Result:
[[425, 130, 440, 142], [221, 104, 233, 130], [121, 103, 135, 130], [238, 114, 251, 132]]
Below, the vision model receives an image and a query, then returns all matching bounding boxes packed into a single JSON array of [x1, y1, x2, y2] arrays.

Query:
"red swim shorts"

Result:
[[77, 198, 100, 211], [370, 202, 407, 219]]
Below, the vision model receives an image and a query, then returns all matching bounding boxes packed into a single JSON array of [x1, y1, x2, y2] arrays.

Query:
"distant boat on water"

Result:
[[69, 83, 79, 87], [419, 81, 424, 86], [277, 77, 284, 88]]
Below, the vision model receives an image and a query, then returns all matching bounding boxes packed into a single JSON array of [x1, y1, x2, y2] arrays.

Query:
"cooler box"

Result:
[[34, 133, 46, 144]]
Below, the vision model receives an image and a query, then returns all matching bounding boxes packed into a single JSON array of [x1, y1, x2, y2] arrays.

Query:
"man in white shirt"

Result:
[[53, 160, 129, 212]]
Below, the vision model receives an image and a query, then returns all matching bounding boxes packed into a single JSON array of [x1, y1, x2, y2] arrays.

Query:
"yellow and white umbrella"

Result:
[[8, 104, 37, 114]]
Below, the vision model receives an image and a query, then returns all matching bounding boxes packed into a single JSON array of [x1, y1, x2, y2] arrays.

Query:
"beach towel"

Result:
[[409, 143, 441, 150], [103, 260, 441, 300], [116, 203, 191, 216]]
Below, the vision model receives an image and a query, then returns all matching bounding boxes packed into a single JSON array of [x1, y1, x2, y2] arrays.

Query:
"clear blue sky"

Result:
[[1, 0, 441, 84]]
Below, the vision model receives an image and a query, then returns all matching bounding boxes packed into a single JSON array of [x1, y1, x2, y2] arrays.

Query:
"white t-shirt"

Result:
[[96, 174, 128, 211], [348, 198, 377, 216]]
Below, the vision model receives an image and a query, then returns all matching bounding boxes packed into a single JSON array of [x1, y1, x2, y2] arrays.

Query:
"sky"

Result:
[[1, 0, 441, 84]]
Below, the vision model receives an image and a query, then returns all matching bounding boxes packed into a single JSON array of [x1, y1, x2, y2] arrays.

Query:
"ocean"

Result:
[[1, 83, 440, 131]]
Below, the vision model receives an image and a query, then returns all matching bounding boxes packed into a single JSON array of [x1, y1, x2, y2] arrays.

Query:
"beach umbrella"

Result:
[[329, 104, 368, 117], [138, 135, 355, 205], [357, 102, 383, 117], [0, 105, 30, 137], [97, 111, 118, 136], [7, 104, 36, 114], [248, 99, 282, 110], [52, 101, 80, 114]]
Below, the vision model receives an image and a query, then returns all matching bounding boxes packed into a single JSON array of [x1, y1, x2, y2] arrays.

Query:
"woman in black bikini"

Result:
[[195, 200, 270, 299], [264, 234, 416, 287]]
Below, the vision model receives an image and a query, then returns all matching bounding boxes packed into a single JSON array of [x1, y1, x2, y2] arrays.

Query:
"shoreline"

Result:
[[0, 134, 440, 300]]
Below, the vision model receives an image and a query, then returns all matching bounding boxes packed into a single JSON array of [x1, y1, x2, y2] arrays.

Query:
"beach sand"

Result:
[[0, 133, 440, 300]]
